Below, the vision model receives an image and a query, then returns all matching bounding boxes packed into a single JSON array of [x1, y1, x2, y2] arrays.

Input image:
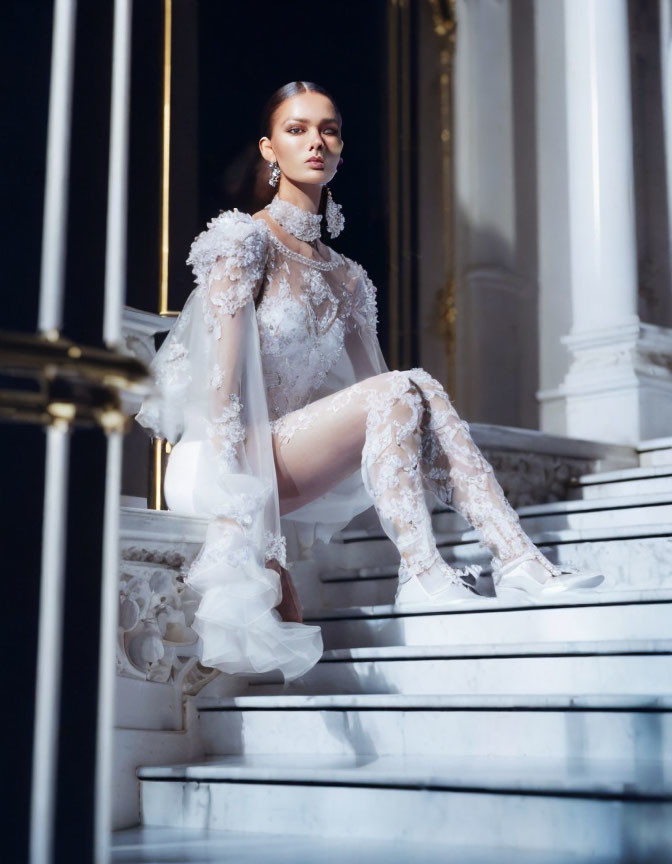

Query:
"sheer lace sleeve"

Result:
[[192, 215, 267, 483], [187, 208, 268, 317], [134, 209, 323, 681], [342, 257, 388, 381], [346, 259, 379, 337], [185, 210, 288, 558], [134, 209, 269, 447]]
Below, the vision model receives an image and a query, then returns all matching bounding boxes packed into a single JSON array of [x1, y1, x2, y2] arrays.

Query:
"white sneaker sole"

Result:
[[497, 568, 605, 601], [394, 583, 498, 609]]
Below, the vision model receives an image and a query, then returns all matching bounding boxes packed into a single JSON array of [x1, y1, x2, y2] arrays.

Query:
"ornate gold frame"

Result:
[[387, 0, 457, 386]]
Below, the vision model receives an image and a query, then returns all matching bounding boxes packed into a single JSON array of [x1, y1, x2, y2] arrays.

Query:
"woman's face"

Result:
[[260, 91, 344, 187]]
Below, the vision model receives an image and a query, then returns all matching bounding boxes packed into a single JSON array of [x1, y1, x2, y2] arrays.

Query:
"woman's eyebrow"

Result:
[[282, 116, 340, 125]]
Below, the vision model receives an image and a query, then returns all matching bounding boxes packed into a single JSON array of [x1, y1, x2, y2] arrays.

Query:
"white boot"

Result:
[[493, 549, 605, 601], [395, 553, 496, 609]]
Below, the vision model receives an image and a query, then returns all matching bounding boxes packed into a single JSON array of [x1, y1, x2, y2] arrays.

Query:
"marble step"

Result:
[[318, 535, 672, 608], [307, 593, 672, 652], [325, 498, 672, 577], [244, 646, 672, 697], [112, 825, 626, 864], [431, 493, 672, 538], [138, 754, 672, 857], [576, 464, 672, 486], [339, 489, 672, 548], [638, 435, 672, 467], [569, 466, 672, 500], [196, 693, 672, 761], [319, 638, 672, 660]]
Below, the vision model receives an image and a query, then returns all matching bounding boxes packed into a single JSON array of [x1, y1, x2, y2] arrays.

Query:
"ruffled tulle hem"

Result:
[[192, 611, 323, 681], [185, 521, 323, 682]]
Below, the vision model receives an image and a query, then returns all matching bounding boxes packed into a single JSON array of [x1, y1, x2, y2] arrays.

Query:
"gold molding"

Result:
[[159, 0, 178, 318], [0, 329, 150, 432], [387, 0, 400, 370], [149, 437, 171, 509], [387, 0, 413, 372], [427, 0, 458, 394], [150, 0, 178, 510]]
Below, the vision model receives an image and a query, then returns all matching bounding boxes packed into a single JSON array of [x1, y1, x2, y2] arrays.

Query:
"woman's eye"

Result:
[[287, 127, 339, 136]]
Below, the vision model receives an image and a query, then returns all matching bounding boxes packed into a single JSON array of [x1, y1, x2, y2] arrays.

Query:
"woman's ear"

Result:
[[259, 137, 274, 162]]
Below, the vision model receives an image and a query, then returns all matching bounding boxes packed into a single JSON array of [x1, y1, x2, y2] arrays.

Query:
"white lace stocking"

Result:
[[406, 369, 563, 581], [272, 367, 563, 589], [359, 373, 479, 590]]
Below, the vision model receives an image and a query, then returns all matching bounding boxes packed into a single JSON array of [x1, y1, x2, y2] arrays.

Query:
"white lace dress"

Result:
[[135, 208, 547, 681], [135, 209, 386, 679]]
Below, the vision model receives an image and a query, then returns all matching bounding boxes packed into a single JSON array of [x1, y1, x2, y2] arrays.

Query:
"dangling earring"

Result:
[[268, 161, 281, 187], [325, 186, 345, 238]]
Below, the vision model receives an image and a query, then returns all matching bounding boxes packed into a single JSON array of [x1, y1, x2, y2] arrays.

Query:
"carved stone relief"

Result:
[[482, 449, 589, 508], [118, 539, 217, 695]]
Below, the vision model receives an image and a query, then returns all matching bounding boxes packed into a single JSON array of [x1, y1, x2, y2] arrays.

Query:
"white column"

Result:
[[38, 0, 77, 337], [103, 0, 133, 349], [534, 0, 573, 434], [453, 0, 539, 428], [538, 0, 672, 444]]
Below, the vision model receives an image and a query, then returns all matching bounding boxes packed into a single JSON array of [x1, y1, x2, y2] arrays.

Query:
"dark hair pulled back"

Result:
[[221, 82, 342, 231], [260, 81, 342, 235]]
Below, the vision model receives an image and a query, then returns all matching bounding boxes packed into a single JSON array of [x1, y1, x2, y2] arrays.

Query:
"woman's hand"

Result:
[[266, 558, 304, 624]]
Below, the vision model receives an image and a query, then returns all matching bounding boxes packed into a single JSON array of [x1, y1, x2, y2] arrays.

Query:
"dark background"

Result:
[[3, 0, 391, 341], [127, 0, 391, 346], [1, 1, 391, 859]]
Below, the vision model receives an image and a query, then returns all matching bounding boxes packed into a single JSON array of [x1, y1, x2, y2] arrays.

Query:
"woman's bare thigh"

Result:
[[272, 374, 396, 516]]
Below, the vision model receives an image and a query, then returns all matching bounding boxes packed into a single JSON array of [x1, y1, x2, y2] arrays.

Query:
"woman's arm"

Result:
[[265, 557, 303, 623], [343, 259, 389, 380], [205, 256, 256, 479]]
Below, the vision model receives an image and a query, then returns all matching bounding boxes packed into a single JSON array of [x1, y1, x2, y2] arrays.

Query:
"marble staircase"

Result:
[[130, 436, 672, 861]]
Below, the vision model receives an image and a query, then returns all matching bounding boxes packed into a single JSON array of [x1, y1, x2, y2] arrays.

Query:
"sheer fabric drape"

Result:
[[137, 212, 323, 680]]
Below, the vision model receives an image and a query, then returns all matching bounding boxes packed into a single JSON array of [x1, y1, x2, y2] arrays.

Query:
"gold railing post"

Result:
[[149, 437, 172, 510]]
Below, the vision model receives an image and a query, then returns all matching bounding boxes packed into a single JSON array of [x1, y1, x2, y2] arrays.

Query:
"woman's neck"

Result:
[[275, 181, 321, 214]]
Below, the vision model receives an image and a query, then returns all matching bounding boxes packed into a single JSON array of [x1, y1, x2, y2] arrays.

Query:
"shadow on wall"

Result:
[[218, 143, 277, 216]]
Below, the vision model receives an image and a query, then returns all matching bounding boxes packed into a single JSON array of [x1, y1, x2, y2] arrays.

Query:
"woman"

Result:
[[135, 81, 604, 682]]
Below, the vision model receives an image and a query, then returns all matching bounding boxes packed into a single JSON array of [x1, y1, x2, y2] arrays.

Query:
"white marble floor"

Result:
[[137, 752, 672, 797], [111, 826, 621, 863]]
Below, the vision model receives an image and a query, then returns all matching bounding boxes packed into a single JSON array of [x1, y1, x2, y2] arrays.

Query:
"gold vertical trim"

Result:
[[159, 0, 172, 316], [150, 437, 162, 509], [149, 0, 175, 511], [149, 437, 172, 509], [388, 0, 414, 371], [387, 0, 400, 371], [400, 0, 412, 370], [428, 0, 457, 395]]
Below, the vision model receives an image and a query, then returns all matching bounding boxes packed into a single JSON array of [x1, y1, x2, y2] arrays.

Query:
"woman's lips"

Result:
[[306, 159, 324, 168]]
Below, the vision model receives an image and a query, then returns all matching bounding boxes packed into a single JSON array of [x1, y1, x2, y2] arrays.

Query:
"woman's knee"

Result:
[[408, 367, 445, 394], [367, 369, 426, 397]]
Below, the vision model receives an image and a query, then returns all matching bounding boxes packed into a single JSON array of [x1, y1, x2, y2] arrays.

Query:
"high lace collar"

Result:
[[265, 194, 322, 243]]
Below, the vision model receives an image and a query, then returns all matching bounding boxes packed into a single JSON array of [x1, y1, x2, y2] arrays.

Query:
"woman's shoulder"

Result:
[[338, 253, 376, 291], [189, 207, 270, 252], [186, 208, 270, 284]]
